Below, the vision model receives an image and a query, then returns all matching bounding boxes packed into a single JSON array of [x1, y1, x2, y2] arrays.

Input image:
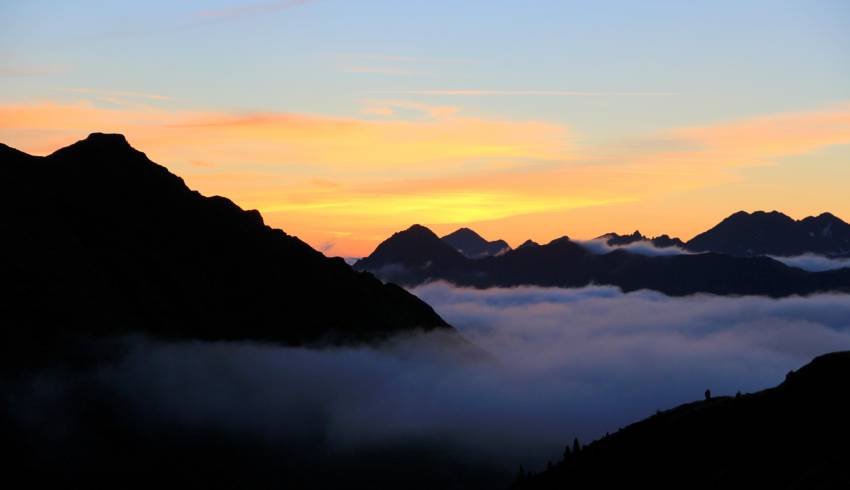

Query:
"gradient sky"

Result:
[[2, 0, 849, 256]]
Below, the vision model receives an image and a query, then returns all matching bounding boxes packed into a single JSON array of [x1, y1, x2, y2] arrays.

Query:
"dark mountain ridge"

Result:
[[513, 351, 850, 489], [686, 210, 850, 257], [354, 224, 850, 296], [441, 227, 511, 258], [0, 134, 453, 364]]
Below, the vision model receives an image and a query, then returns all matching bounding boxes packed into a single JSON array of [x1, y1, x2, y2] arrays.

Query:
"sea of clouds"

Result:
[[6, 283, 850, 486]]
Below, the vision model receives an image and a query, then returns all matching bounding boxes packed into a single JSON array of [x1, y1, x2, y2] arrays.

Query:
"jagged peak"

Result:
[[443, 227, 485, 240], [385, 224, 443, 243], [518, 239, 540, 249], [546, 235, 572, 245]]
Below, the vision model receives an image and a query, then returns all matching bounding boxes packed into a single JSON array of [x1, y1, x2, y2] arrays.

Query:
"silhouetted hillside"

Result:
[[513, 351, 850, 490], [355, 224, 850, 296], [442, 227, 511, 258], [0, 134, 453, 365], [686, 210, 850, 257]]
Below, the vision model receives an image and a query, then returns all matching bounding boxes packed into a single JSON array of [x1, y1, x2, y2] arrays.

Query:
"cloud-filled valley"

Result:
[[6, 283, 850, 487]]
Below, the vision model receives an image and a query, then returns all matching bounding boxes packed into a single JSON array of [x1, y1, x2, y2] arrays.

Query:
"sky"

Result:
[[2, 0, 849, 256]]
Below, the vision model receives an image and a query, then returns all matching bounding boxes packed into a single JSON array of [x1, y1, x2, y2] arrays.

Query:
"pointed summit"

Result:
[[518, 239, 540, 249], [442, 227, 511, 258], [355, 224, 465, 272]]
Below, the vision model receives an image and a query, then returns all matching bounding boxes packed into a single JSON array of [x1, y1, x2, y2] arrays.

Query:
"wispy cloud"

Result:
[[343, 66, 416, 76], [97, 0, 315, 39], [359, 99, 460, 118], [66, 88, 176, 102], [375, 89, 676, 97], [335, 53, 473, 64]]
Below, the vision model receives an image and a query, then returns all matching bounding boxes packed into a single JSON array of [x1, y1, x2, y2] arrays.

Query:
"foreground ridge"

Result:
[[513, 351, 850, 489]]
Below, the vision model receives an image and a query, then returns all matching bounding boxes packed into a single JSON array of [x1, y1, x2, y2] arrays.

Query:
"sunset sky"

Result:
[[2, 0, 850, 256]]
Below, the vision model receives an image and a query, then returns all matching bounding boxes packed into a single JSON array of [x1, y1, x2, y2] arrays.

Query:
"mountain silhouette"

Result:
[[354, 224, 850, 296], [599, 230, 686, 248], [513, 351, 850, 489], [518, 239, 541, 249], [441, 227, 511, 258], [0, 134, 453, 364], [686, 210, 850, 257]]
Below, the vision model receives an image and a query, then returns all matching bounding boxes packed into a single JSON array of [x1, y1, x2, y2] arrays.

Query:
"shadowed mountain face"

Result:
[[513, 351, 850, 490], [354, 224, 850, 296], [0, 134, 452, 362], [441, 227, 511, 258], [686, 210, 850, 257]]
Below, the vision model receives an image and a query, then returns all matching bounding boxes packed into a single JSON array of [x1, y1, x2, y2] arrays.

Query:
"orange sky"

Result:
[[2, 100, 850, 256]]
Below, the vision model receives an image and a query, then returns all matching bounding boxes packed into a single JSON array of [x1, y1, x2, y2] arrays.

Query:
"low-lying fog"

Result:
[[7, 283, 850, 486]]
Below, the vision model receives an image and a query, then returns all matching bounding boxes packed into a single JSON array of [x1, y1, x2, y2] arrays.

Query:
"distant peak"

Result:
[[443, 227, 484, 240], [85, 132, 129, 145], [405, 224, 431, 232], [724, 210, 793, 222], [397, 224, 440, 240], [547, 235, 571, 245], [50, 132, 137, 158]]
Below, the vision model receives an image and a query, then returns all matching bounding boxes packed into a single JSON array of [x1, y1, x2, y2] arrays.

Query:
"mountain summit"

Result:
[[441, 227, 511, 258]]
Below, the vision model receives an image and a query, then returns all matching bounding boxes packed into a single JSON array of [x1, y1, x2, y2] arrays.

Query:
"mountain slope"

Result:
[[514, 351, 850, 489], [0, 134, 453, 360], [355, 224, 850, 296], [686, 210, 850, 256], [441, 227, 511, 258]]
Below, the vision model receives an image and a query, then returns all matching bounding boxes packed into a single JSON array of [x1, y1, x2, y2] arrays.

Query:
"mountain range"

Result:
[[513, 351, 850, 489], [354, 220, 850, 296], [0, 133, 454, 366], [687, 210, 850, 257], [434, 211, 850, 260]]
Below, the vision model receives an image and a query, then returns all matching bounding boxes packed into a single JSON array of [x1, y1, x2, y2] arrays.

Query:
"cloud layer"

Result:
[[770, 253, 850, 272], [577, 238, 691, 256], [6, 284, 850, 487]]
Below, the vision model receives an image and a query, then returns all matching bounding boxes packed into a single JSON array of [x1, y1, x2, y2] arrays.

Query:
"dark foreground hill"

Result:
[[513, 351, 850, 490], [354, 225, 850, 296], [0, 134, 453, 365]]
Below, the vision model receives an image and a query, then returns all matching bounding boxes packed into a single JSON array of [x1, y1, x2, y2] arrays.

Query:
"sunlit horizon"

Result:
[[3, 0, 849, 256]]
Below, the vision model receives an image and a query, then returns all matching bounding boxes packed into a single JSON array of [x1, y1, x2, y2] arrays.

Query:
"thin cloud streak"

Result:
[[66, 88, 176, 102], [376, 89, 677, 97]]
